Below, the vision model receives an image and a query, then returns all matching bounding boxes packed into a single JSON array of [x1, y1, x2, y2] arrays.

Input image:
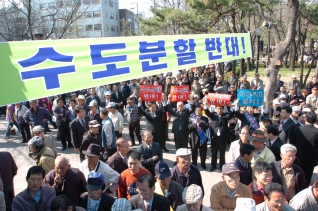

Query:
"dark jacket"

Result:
[[167, 181, 184, 210], [269, 137, 284, 161], [12, 186, 55, 211], [138, 106, 166, 137], [24, 107, 51, 128], [118, 83, 131, 105], [167, 104, 191, 135], [136, 142, 163, 175], [270, 161, 307, 195], [171, 164, 204, 196], [86, 95, 101, 107], [278, 118, 295, 144], [235, 110, 264, 134], [79, 192, 115, 211], [70, 116, 90, 149], [107, 151, 128, 174], [45, 168, 87, 206], [188, 115, 209, 146], [80, 130, 104, 162], [235, 157, 252, 186], [204, 109, 234, 140], [110, 91, 124, 109], [130, 193, 170, 211], [53, 105, 71, 126]]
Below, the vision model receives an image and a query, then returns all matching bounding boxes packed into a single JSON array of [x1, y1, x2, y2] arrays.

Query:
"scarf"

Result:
[[244, 113, 259, 130], [190, 113, 206, 146]]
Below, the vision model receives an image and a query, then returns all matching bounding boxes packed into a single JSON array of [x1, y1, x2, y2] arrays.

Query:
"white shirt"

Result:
[[108, 110, 124, 133]]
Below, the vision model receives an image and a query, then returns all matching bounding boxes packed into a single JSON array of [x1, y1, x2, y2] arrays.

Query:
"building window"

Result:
[[39, 3, 46, 9], [69, 26, 75, 32], [92, 0, 100, 4], [105, 11, 108, 18], [85, 11, 92, 18], [111, 25, 115, 31], [56, 1, 63, 7], [48, 2, 55, 9], [110, 13, 114, 19], [83, 0, 91, 5], [65, 0, 72, 6], [77, 25, 84, 32], [86, 25, 93, 31], [109, 0, 113, 7], [93, 11, 101, 17], [94, 24, 101, 30]]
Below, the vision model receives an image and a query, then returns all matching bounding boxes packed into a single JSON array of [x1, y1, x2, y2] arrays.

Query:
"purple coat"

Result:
[[23, 107, 51, 128], [53, 105, 71, 126], [5, 104, 15, 121]]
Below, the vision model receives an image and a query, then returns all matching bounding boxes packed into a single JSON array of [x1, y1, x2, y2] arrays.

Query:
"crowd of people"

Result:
[[1, 65, 318, 211]]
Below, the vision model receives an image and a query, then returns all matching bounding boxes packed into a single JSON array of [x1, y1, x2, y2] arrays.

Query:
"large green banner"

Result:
[[0, 33, 251, 106]]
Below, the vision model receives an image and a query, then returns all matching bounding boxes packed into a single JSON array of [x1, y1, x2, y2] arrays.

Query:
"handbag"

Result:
[[10, 128, 16, 135]]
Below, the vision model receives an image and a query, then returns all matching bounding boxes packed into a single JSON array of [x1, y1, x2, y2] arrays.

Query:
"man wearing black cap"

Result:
[[290, 112, 318, 186], [154, 161, 184, 210], [81, 144, 119, 193], [79, 172, 115, 211], [28, 136, 56, 175], [265, 125, 284, 161], [79, 120, 104, 162]]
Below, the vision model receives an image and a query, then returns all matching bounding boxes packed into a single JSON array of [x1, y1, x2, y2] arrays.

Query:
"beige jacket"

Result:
[[35, 147, 56, 175], [210, 181, 252, 211]]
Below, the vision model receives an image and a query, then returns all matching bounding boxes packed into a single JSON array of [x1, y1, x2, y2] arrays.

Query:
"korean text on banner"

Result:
[[170, 86, 190, 102], [0, 33, 252, 106], [206, 93, 232, 106], [238, 90, 264, 107], [140, 85, 162, 101]]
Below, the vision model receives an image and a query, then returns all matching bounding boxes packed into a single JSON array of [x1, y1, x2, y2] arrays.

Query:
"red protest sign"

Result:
[[170, 86, 190, 102], [206, 93, 232, 106], [140, 85, 162, 101]]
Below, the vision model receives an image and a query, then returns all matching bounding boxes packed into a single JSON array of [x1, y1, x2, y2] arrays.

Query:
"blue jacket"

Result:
[[102, 117, 116, 149], [24, 107, 51, 128]]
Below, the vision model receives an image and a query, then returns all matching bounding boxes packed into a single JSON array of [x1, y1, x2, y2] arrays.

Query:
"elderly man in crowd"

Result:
[[107, 102, 124, 139], [45, 156, 87, 206], [100, 108, 117, 161], [130, 174, 170, 211], [81, 144, 119, 193], [32, 125, 57, 155], [125, 98, 142, 146], [251, 72, 264, 90], [306, 87, 318, 110], [256, 183, 295, 211], [249, 130, 276, 169], [107, 137, 130, 174], [87, 100, 102, 125], [12, 166, 55, 211], [210, 162, 252, 211], [79, 120, 103, 162], [137, 130, 162, 175], [154, 161, 184, 211], [24, 100, 52, 130], [248, 161, 273, 205], [235, 143, 255, 186], [289, 180, 318, 211], [0, 151, 17, 211], [86, 88, 101, 107], [77, 95, 90, 114], [28, 136, 56, 175], [270, 144, 307, 202], [287, 74, 301, 95], [79, 173, 115, 210], [171, 148, 204, 195], [117, 151, 151, 199]]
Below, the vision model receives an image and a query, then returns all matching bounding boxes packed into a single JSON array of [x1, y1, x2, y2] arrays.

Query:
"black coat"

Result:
[[270, 161, 307, 195], [119, 84, 131, 105], [106, 151, 128, 174], [234, 110, 262, 134], [188, 115, 209, 146], [136, 142, 163, 175], [79, 192, 115, 211], [70, 116, 90, 149], [205, 109, 234, 140], [86, 95, 101, 107], [269, 137, 284, 161], [138, 106, 166, 137], [110, 91, 124, 109], [167, 104, 191, 135], [130, 193, 170, 211], [278, 118, 295, 143]]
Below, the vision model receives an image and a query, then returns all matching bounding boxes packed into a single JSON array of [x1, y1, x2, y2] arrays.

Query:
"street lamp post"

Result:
[[255, 28, 263, 73], [130, 2, 139, 35]]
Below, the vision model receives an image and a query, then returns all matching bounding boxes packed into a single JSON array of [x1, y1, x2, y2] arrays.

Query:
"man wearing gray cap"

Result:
[[28, 136, 56, 175], [31, 125, 57, 156]]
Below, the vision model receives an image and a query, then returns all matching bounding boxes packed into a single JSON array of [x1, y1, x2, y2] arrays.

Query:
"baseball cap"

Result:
[[176, 148, 191, 157], [155, 161, 171, 179], [243, 75, 247, 79], [105, 91, 112, 96], [82, 144, 101, 157], [279, 94, 286, 99], [28, 136, 44, 147], [255, 73, 260, 76], [273, 99, 280, 105], [106, 102, 116, 108], [87, 172, 104, 190], [182, 184, 203, 205], [77, 95, 85, 100], [89, 120, 100, 128], [292, 106, 301, 113], [291, 74, 297, 78], [89, 100, 97, 106], [260, 115, 271, 122], [111, 198, 132, 211], [222, 162, 242, 174], [248, 130, 267, 143], [234, 198, 256, 211], [32, 125, 44, 134]]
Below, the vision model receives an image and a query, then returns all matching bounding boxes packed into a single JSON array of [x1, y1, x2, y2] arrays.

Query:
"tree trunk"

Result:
[[264, 0, 299, 117], [240, 59, 245, 77], [300, 45, 305, 88], [246, 58, 251, 74], [289, 40, 296, 71], [283, 50, 289, 68]]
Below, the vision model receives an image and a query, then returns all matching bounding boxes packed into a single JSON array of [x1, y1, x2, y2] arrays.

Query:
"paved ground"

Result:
[[1, 115, 317, 207], [0, 115, 223, 206]]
